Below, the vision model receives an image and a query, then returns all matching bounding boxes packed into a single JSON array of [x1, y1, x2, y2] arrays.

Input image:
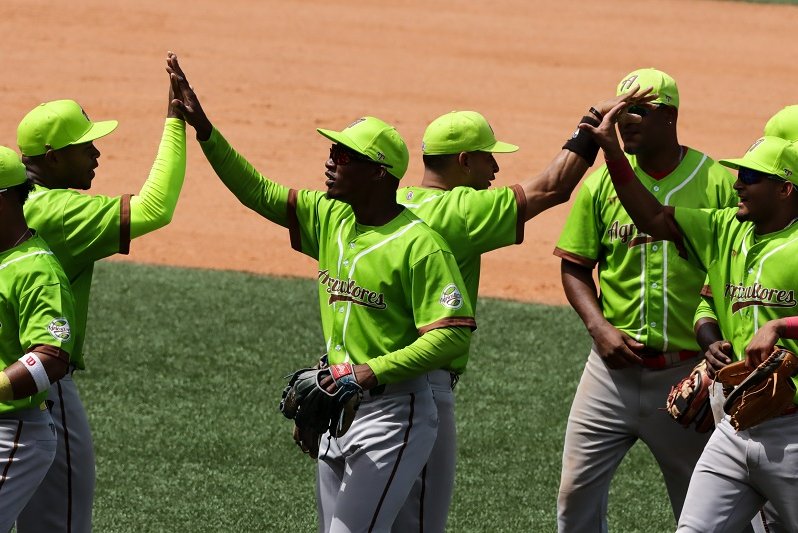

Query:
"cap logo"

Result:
[[439, 283, 464, 310], [619, 75, 639, 92], [375, 151, 385, 161], [346, 118, 366, 129], [747, 138, 765, 153], [784, 169, 793, 178]]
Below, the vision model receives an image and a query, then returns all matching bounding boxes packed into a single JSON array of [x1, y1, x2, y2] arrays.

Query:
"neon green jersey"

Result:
[[555, 148, 737, 351], [23, 186, 129, 370], [397, 185, 524, 307], [200, 128, 476, 381], [674, 208, 798, 361], [0, 235, 76, 413]]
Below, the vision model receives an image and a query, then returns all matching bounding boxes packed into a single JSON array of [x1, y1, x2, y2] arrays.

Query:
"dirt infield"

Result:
[[1, 0, 795, 304]]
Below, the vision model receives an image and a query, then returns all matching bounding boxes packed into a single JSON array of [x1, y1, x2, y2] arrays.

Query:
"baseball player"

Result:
[[582, 100, 798, 532], [167, 53, 477, 533], [0, 146, 76, 530], [14, 61, 187, 533], [553, 68, 739, 531], [393, 90, 654, 532]]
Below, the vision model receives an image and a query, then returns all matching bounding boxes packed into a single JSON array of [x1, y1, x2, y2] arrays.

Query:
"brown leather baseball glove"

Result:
[[716, 347, 798, 431], [665, 359, 715, 433]]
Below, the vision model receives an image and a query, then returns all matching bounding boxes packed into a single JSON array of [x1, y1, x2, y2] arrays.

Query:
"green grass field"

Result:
[[81, 261, 674, 532]]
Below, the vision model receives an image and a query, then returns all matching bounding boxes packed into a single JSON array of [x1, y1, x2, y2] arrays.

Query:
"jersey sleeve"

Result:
[[199, 127, 291, 226], [693, 291, 718, 326], [129, 118, 187, 238], [17, 282, 75, 358], [460, 185, 524, 253], [286, 188, 340, 260], [671, 207, 723, 271], [411, 249, 477, 334], [553, 175, 601, 267], [58, 192, 130, 264]]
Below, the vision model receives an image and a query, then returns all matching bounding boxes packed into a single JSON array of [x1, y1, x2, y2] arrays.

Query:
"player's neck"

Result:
[[352, 201, 404, 227], [420, 170, 454, 191], [636, 143, 684, 178], [753, 209, 798, 236], [0, 217, 31, 254]]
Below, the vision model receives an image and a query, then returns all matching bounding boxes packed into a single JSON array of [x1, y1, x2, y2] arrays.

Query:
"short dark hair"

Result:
[[422, 153, 458, 172]]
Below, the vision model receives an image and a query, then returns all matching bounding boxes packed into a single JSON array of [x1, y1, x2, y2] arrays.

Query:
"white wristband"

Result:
[[18, 353, 50, 392]]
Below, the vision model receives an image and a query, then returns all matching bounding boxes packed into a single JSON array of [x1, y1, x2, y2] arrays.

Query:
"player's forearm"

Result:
[[604, 157, 677, 242], [365, 326, 471, 385], [521, 150, 589, 221], [0, 347, 70, 402], [130, 118, 187, 238], [695, 319, 723, 354], [199, 127, 291, 227], [561, 259, 609, 336]]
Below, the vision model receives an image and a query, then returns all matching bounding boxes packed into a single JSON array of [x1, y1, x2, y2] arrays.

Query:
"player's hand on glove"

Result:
[[745, 319, 784, 368], [704, 340, 733, 373], [279, 359, 364, 459], [591, 322, 644, 369], [319, 363, 378, 392], [165, 52, 213, 141]]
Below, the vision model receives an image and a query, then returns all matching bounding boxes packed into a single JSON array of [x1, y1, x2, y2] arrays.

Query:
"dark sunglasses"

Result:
[[329, 144, 392, 168], [626, 104, 662, 118], [737, 167, 787, 185]]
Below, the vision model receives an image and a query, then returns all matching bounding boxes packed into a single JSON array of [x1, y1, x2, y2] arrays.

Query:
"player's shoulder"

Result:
[[0, 235, 68, 290], [26, 185, 120, 213], [396, 209, 454, 254], [682, 147, 734, 181]]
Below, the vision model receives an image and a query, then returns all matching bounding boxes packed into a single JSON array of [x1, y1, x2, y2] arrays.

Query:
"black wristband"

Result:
[[562, 115, 600, 165], [588, 107, 603, 121]]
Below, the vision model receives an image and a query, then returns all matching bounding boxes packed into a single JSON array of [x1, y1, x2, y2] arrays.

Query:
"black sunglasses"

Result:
[[626, 104, 663, 118], [737, 167, 787, 185], [329, 144, 392, 168]]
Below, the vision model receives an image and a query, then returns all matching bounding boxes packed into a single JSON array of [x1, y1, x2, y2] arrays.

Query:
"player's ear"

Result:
[[457, 152, 470, 171]]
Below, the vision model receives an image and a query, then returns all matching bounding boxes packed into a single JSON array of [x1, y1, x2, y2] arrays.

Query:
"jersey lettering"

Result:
[[318, 270, 387, 310], [724, 282, 797, 313]]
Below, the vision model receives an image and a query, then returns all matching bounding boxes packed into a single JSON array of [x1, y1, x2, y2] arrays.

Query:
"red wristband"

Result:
[[784, 317, 798, 339], [605, 157, 636, 186]]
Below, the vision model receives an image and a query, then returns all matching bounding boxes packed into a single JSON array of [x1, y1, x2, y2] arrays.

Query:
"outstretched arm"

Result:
[[129, 52, 187, 239], [579, 100, 682, 242], [166, 52, 291, 227], [519, 88, 655, 221]]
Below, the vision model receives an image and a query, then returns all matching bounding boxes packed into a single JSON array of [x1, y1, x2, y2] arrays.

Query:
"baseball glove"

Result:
[[716, 347, 798, 431], [279, 359, 363, 459], [665, 359, 715, 433]]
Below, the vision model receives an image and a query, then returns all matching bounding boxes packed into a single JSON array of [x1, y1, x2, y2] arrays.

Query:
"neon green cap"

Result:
[[720, 136, 798, 185], [617, 68, 679, 108], [763, 105, 798, 142], [17, 100, 118, 157], [0, 147, 27, 190], [422, 111, 518, 155], [318, 116, 409, 179]]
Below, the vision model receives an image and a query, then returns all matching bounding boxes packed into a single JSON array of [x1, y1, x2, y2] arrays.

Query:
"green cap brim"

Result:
[[73, 120, 118, 146], [483, 140, 519, 153], [317, 127, 391, 166], [719, 158, 770, 173], [317, 128, 367, 155]]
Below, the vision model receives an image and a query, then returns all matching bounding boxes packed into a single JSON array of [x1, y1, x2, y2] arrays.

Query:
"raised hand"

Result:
[[165, 51, 213, 141], [591, 85, 656, 119]]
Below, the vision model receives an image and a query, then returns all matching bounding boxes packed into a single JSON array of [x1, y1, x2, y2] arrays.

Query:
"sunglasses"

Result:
[[737, 167, 787, 185], [329, 144, 392, 168], [626, 104, 662, 118]]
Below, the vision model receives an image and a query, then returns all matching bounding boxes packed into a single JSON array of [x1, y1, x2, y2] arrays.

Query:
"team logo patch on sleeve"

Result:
[[439, 284, 464, 310], [47, 317, 71, 342]]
